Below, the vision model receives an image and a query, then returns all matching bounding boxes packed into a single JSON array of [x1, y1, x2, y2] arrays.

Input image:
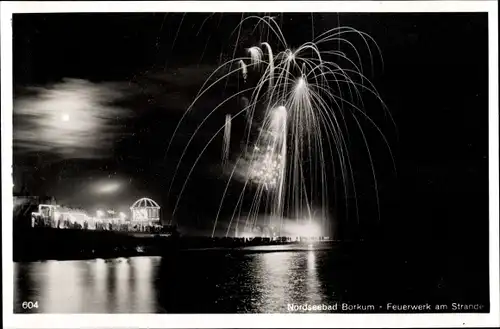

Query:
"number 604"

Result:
[[22, 301, 39, 309]]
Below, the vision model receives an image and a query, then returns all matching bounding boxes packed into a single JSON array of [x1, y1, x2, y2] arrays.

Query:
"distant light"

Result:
[[61, 113, 70, 122], [96, 210, 104, 218], [95, 181, 121, 194]]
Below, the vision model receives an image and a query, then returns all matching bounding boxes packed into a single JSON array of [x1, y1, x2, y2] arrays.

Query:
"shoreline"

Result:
[[13, 227, 481, 263], [13, 227, 336, 262]]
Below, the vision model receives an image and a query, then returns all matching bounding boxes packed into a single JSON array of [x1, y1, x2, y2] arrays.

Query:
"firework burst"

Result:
[[166, 15, 394, 238]]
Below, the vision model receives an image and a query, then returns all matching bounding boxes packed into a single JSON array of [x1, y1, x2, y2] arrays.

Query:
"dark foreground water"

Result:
[[14, 243, 489, 313]]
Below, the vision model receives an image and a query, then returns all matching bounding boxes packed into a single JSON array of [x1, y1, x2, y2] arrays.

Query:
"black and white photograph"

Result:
[[2, 1, 499, 328]]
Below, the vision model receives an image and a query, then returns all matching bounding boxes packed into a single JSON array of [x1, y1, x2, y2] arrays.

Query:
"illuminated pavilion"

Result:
[[130, 197, 161, 230]]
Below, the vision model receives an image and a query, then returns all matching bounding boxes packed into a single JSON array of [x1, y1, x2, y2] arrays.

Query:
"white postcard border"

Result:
[[1, 1, 498, 328]]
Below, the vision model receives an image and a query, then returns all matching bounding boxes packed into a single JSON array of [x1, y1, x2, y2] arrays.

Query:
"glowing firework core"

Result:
[[248, 150, 283, 190], [247, 105, 287, 191]]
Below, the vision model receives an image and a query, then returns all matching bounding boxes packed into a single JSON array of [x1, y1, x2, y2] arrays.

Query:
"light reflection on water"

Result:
[[13, 243, 489, 314], [16, 249, 329, 313], [249, 250, 324, 312], [15, 256, 161, 313]]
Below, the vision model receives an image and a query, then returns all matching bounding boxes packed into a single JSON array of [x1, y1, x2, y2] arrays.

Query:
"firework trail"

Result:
[[239, 60, 248, 82], [222, 114, 232, 166], [166, 15, 394, 237]]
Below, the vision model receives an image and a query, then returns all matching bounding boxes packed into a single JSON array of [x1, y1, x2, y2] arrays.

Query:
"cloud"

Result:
[[14, 78, 134, 159]]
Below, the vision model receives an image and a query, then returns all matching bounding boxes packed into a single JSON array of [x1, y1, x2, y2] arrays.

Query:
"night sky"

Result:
[[13, 13, 489, 241]]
